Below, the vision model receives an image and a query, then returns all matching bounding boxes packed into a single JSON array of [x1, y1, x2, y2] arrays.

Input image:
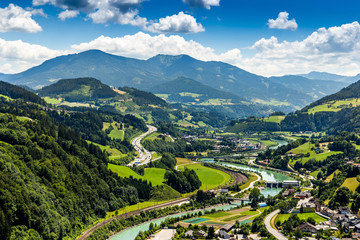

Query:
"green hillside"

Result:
[[0, 93, 154, 239], [38, 77, 118, 101], [0, 81, 45, 104]]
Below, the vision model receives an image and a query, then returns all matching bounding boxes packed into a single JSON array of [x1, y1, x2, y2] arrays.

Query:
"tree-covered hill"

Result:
[[38, 77, 118, 102], [0, 87, 155, 239], [0, 81, 45, 105]]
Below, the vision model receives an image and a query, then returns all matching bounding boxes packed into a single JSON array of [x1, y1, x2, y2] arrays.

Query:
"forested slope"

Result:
[[0, 98, 152, 239]]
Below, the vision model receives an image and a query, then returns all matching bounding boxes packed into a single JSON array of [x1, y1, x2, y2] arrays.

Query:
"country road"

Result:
[[128, 125, 157, 166], [230, 172, 261, 196], [264, 209, 288, 240]]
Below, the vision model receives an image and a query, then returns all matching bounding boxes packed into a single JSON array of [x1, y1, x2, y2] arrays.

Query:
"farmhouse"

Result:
[[298, 222, 317, 233]]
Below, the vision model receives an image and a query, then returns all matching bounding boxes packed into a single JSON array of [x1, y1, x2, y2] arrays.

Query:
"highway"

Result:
[[264, 209, 288, 240], [128, 125, 157, 166]]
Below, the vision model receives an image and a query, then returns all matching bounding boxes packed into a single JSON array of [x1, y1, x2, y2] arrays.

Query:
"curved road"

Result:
[[264, 209, 288, 240], [128, 125, 157, 166], [230, 172, 261, 196]]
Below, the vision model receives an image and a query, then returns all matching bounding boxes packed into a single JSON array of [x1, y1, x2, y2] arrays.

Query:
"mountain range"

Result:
[[1, 50, 359, 113]]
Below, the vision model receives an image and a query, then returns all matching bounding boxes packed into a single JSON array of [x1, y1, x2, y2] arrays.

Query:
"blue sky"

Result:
[[1, 0, 360, 76]]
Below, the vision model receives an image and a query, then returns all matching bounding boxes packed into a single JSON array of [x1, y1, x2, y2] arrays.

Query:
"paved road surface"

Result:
[[230, 172, 261, 196], [128, 125, 157, 166], [264, 209, 288, 240]]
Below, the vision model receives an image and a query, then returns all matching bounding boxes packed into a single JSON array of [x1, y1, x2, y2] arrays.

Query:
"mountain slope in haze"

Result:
[[5, 50, 312, 111], [298, 71, 360, 83], [146, 54, 312, 108], [6, 50, 163, 90], [150, 77, 281, 118], [269, 75, 346, 99], [0, 73, 8, 79], [151, 77, 245, 103]]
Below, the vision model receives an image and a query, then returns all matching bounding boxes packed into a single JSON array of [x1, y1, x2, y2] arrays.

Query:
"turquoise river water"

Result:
[[110, 139, 291, 239]]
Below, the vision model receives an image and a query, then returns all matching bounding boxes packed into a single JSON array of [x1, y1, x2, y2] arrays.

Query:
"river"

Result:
[[110, 202, 243, 240], [110, 138, 291, 239]]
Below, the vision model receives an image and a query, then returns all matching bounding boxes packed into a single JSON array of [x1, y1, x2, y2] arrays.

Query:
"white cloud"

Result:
[[267, 11, 298, 31], [58, 10, 79, 21], [0, 4, 42, 33], [0, 38, 66, 73], [71, 32, 218, 60], [32, 0, 204, 33], [245, 21, 360, 76], [183, 0, 220, 10], [146, 12, 205, 33], [89, 8, 147, 27], [5, 22, 360, 77]]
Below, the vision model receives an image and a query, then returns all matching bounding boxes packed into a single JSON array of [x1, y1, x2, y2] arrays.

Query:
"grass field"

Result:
[[85, 140, 124, 159], [310, 170, 320, 178], [109, 129, 124, 140], [340, 177, 360, 192], [307, 98, 360, 114], [43, 97, 62, 104], [177, 163, 232, 190], [262, 140, 278, 147], [108, 164, 166, 186], [264, 116, 285, 123], [176, 158, 194, 165], [179, 92, 203, 98], [289, 142, 342, 165], [275, 213, 326, 224], [325, 170, 340, 183]]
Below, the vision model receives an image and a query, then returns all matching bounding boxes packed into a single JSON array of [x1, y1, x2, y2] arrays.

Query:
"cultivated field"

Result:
[[176, 162, 232, 190], [340, 177, 360, 192], [108, 164, 166, 186], [263, 115, 285, 123], [288, 142, 342, 165]]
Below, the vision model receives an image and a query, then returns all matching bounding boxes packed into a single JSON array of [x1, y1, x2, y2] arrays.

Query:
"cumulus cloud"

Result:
[[0, 38, 67, 73], [32, 0, 204, 33], [245, 21, 360, 76], [6, 22, 360, 77], [58, 9, 79, 20], [183, 0, 220, 9], [146, 12, 204, 33], [0, 4, 42, 33], [71, 32, 220, 60], [267, 11, 297, 30]]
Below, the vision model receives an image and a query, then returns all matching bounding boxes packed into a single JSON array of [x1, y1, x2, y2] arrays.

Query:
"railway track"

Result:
[[77, 197, 190, 240]]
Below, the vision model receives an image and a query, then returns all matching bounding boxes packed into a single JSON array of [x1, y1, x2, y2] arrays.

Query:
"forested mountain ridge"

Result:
[[2, 50, 331, 112], [0, 81, 45, 105], [0, 84, 156, 239]]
